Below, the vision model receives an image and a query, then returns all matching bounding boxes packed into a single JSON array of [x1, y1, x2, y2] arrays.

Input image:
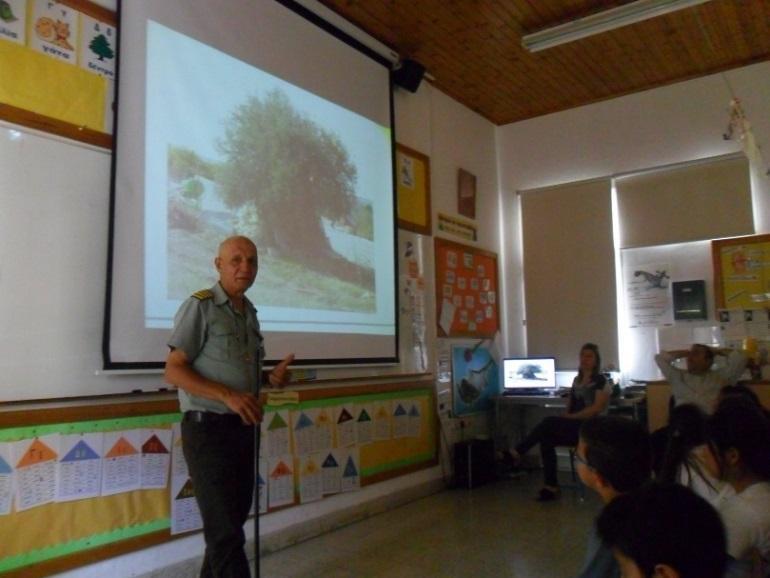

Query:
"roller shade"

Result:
[[520, 179, 618, 370], [616, 156, 753, 249]]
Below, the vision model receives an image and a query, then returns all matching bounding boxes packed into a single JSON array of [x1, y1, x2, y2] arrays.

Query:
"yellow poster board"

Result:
[[713, 234, 770, 310]]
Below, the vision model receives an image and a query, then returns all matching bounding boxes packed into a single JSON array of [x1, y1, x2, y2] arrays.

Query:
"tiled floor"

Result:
[[259, 473, 602, 578]]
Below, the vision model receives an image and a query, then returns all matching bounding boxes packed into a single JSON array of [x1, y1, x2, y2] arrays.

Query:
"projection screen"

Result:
[[105, 0, 397, 368]]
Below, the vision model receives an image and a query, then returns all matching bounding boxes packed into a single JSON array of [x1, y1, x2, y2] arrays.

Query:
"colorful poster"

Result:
[[315, 407, 333, 452], [407, 401, 422, 438], [298, 454, 323, 504], [372, 400, 391, 441], [78, 14, 115, 78], [340, 449, 360, 493], [29, 0, 78, 64], [354, 404, 373, 446], [0, 0, 26, 45], [0, 442, 14, 515], [266, 410, 291, 458], [625, 262, 673, 327], [392, 400, 410, 439], [56, 433, 102, 502], [140, 429, 171, 489], [101, 430, 141, 496], [291, 409, 317, 456], [170, 424, 202, 535], [451, 344, 500, 416], [335, 404, 356, 448], [321, 450, 342, 495], [268, 455, 295, 508], [13, 435, 59, 511]]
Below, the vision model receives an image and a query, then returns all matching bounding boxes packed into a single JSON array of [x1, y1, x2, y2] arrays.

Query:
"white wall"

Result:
[[496, 61, 770, 362]]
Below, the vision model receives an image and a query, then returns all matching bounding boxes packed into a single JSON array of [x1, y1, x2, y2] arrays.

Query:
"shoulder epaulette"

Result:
[[191, 289, 214, 301]]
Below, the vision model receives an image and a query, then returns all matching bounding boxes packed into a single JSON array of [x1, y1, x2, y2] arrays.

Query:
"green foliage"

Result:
[[351, 202, 374, 240], [168, 146, 216, 183], [217, 89, 357, 255], [89, 33, 113, 61], [182, 178, 204, 203]]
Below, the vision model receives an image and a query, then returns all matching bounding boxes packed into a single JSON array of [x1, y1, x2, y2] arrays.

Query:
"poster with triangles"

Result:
[[407, 401, 422, 438], [298, 454, 323, 504], [78, 14, 115, 79], [29, 0, 78, 64], [290, 408, 317, 456], [340, 448, 361, 493], [257, 458, 267, 514], [335, 404, 356, 448], [13, 434, 59, 511], [101, 430, 141, 496], [0, 0, 26, 45], [314, 407, 334, 453], [321, 449, 343, 495], [266, 410, 291, 458], [140, 429, 171, 489], [268, 455, 294, 508], [355, 403, 374, 446], [392, 400, 410, 439], [170, 424, 202, 535], [56, 433, 102, 502], [0, 442, 14, 515], [373, 400, 392, 441], [171, 476, 203, 535]]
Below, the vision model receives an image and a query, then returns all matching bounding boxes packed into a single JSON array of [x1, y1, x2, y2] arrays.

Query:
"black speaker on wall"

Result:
[[393, 59, 425, 93], [673, 280, 707, 320]]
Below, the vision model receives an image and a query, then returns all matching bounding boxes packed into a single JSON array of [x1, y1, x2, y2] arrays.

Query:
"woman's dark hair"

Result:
[[577, 342, 601, 380], [718, 384, 761, 408], [597, 483, 727, 578], [706, 397, 770, 481], [659, 404, 712, 488]]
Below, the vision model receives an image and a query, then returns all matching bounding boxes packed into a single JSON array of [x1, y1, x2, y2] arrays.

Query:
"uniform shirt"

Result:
[[570, 374, 610, 414], [713, 481, 770, 565], [168, 282, 265, 414], [654, 350, 746, 414]]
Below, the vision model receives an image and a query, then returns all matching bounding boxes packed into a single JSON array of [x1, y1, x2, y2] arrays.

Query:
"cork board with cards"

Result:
[[434, 237, 499, 338]]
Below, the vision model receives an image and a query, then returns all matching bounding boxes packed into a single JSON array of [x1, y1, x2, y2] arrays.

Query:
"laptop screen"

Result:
[[502, 357, 557, 390]]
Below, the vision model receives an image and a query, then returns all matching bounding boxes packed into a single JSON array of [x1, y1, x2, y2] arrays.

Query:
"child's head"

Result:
[[596, 484, 726, 578], [705, 397, 770, 484], [577, 416, 651, 499], [658, 403, 707, 484]]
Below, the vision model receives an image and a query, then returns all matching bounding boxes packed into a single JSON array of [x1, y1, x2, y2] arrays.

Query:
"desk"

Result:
[[493, 394, 568, 449]]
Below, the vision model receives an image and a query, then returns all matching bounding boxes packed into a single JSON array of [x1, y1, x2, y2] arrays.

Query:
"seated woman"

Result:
[[704, 397, 770, 577], [658, 403, 731, 504], [509, 342, 611, 501]]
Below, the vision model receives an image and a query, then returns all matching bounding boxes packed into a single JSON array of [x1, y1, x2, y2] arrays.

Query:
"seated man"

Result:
[[596, 483, 727, 578], [574, 416, 652, 578], [651, 345, 746, 473]]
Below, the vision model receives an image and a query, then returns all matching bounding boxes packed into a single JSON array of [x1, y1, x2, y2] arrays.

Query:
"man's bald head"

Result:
[[215, 236, 258, 299]]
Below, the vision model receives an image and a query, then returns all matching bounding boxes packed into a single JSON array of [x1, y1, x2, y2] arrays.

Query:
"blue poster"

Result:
[[452, 345, 499, 416]]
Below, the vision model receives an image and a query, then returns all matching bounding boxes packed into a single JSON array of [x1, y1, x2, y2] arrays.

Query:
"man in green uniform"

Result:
[[165, 235, 292, 578]]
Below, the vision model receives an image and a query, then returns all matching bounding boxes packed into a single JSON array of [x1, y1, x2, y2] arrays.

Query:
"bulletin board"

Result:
[[0, 0, 115, 148], [712, 233, 770, 310], [434, 237, 499, 338], [0, 380, 436, 577]]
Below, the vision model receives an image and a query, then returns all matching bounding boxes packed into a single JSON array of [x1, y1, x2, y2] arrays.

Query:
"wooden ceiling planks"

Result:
[[316, 0, 770, 125]]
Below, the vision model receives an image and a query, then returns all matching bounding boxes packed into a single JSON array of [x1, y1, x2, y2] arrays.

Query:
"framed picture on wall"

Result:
[[396, 144, 431, 235], [457, 168, 476, 219], [712, 233, 770, 310]]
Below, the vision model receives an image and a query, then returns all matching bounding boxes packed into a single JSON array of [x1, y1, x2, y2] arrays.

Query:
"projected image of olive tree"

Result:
[[166, 89, 376, 313]]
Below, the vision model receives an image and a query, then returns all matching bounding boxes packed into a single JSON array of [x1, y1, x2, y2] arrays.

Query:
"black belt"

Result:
[[183, 411, 245, 425]]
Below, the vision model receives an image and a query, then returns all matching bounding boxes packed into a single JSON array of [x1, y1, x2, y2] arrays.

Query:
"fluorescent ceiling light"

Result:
[[521, 0, 714, 53]]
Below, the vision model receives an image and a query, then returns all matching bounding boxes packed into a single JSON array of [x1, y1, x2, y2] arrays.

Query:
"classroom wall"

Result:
[[496, 60, 770, 361]]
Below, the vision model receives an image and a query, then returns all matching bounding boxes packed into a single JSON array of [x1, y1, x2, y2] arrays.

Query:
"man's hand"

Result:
[[268, 353, 295, 388], [222, 389, 263, 425]]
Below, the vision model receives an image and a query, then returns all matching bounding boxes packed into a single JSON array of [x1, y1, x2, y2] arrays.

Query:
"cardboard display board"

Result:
[[434, 237, 499, 338]]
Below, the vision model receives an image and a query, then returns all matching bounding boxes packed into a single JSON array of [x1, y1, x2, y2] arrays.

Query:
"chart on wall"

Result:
[[713, 234, 770, 310], [434, 237, 499, 338]]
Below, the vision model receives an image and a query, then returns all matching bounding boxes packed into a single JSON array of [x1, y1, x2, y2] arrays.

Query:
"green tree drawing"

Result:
[[168, 146, 216, 183], [217, 89, 357, 261], [89, 33, 114, 61], [182, 177, 204, 205]]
